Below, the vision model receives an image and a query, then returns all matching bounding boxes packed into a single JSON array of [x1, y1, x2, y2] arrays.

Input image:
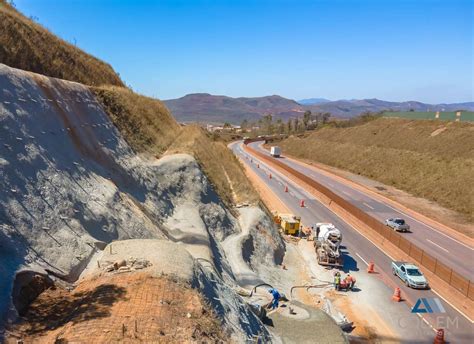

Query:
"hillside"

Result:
[[165, 93, 474, 124], [277, 118, 474, 222], [306, 99, 474, 119], [164, 93, 305, 124], [0, 64, 283, 341], [0, 3, 280, 341], [0, 1, 124, 87]]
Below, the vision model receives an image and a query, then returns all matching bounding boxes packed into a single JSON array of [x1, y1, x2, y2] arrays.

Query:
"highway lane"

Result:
[[249, 142, 474, 280], [231, 141, 474, 344]]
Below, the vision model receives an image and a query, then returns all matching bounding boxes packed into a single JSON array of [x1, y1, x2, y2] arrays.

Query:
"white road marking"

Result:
[[238, 142, 474, 323], [355, 253, 369, 266], [381, 201, 473, 250], [341, 190, 351, 196], [328, 183, 335, 187], [430, 288, 474, 324], [270, 146, 474, 251], [363, 202, 375, 210], [416, 313, 437, 332], [426, 239, 449, 253]]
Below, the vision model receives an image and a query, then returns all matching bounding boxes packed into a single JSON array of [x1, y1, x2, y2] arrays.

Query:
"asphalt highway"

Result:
[[231, 141, 473, 344], [249, 141, 474, 281]]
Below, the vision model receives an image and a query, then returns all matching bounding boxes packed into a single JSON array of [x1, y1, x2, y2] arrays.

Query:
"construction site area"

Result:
[[1, 1, 473, 343]]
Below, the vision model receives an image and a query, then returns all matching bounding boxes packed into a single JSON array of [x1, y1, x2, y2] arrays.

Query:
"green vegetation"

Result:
[[278, 118, 474, 221], [241, 111, 332, 137], [0, 1, 124, 86], [383, 111, 474, 122]]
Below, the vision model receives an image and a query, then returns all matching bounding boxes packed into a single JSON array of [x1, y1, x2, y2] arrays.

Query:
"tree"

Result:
[[240, 119, 249, 130], [322, 112, 330, 124], [223, 122, 232, 128], [303, 110, 311, 129], [287, 119, 293, 133], [276, 118, 284, 134]]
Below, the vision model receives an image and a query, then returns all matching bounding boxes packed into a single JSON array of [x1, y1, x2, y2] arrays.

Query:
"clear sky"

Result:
[[15, 0, 473, 103]]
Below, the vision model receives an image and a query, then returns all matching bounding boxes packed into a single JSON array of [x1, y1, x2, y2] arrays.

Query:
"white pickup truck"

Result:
[[391, 261, 429, 289]]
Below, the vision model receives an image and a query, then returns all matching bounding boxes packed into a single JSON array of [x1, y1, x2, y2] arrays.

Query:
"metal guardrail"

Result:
[[243, 141, 473, 301]]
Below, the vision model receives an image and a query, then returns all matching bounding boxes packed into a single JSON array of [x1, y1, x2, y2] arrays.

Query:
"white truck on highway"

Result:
[[391, 261, 429, 289], [314, 223, 343, 267], [270, 146, 281, 157]]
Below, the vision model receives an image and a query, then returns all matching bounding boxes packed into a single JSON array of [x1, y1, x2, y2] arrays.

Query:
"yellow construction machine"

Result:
[[274, 213, 301, 235]]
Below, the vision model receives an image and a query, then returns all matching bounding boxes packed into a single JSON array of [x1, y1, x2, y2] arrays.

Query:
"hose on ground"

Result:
[[290, 283, 333, 299]]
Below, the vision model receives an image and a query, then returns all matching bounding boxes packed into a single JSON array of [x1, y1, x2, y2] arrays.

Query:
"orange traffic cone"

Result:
[[269, 173, 272, 179], [367, 262, 375, 273], [433, 329, 445, 344], [392, 287, 401, 302], [284, 186, 288, 192], [300, 200, 305, 207]]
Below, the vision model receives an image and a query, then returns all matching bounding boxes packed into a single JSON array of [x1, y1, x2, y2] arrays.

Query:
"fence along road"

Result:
[[232, 141, 473, 343], [244, 140, 474, 301]]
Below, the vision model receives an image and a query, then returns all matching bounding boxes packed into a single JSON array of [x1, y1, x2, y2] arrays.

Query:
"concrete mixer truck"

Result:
[[314, 223, 343, 267]]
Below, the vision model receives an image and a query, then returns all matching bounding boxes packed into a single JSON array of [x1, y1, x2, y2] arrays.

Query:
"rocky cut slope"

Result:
[[0, 64, 284, 341]]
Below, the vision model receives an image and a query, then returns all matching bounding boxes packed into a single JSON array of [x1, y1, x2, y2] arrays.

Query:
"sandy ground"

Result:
[[239, 153, 404, 342], [6, 272, 224, 343]]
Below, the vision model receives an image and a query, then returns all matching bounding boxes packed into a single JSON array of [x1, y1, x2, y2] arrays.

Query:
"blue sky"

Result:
[[15, 0, 473, 103]]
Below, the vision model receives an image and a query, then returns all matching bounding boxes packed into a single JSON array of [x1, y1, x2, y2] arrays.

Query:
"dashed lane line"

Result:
[[363, 202, 375, 210], [355, 252, 369, 266], [426, 239, 449, 253], [241, 142, 474, 324]]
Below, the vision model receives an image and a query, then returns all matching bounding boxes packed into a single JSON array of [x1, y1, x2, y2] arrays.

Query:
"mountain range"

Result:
[[164, 93, 474, 124]]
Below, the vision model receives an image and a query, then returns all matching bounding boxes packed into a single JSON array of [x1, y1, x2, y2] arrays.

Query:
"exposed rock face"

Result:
[[0, 64, 284, 341]]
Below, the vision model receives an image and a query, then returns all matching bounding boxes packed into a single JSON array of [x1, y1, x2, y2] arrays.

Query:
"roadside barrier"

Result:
[[284, 185, 288, 192], [243, 141, 473, 301], [367, 262, 375, 273], [300, 200, 305, 207]]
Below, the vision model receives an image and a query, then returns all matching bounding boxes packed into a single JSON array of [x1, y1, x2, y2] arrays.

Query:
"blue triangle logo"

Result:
[[411, 298, 433, 313]]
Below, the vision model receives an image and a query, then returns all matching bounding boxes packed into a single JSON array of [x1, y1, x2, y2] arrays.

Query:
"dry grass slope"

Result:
[[0, 1, 124, 87], [0, 0, 257, 206], [92, 87, 258, 205], [169, 126, 259, 205], [279, 118, 474, 221], [92, 86, 180, 155]]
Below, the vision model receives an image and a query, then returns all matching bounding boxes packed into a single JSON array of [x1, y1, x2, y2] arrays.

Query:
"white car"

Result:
[[385, 218, 410, 232]]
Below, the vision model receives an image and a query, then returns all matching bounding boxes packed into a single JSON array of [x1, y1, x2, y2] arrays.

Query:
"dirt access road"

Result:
[[231, 141, 474, 344]]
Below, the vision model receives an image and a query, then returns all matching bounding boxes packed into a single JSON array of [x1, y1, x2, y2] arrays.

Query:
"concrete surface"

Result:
[[232, 141, 473, 343]]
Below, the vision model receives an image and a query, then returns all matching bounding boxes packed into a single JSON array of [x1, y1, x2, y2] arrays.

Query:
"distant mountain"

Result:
[[306, 99, 474, 118], [164, 93, 474, 124], [297, 98, 331, 105], [164, 93, 305, 124]]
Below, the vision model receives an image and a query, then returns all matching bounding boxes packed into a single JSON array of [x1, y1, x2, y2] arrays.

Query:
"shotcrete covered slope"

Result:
[[0, 64, 284, 339]]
